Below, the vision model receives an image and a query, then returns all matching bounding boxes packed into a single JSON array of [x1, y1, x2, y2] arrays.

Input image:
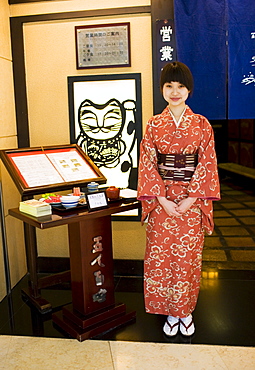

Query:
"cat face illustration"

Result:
[[78, 99, 125, 140]]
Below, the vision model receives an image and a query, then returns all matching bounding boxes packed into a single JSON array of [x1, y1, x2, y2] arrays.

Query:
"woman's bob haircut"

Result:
[[160, 61, 194, 95]]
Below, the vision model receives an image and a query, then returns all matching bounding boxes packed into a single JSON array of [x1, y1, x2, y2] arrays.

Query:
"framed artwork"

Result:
[[68, 73, 142, 220], [75, 23, 131, 69]]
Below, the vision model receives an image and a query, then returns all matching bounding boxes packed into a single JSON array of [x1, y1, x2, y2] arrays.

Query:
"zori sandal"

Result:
[[163, 316, 179, 337], [179, 315, 195, 336]]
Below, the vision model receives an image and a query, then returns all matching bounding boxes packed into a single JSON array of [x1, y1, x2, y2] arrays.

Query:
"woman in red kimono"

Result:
[[137, 62, 220, 337]]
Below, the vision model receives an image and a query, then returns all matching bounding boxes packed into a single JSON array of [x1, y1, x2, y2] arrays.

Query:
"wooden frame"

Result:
[[0, 144, 106, 198], [75, 23, 131, 69], [9, 0, 53, 3]]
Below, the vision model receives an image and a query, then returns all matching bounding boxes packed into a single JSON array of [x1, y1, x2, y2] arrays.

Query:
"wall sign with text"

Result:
[[75, 23, 131, 69]]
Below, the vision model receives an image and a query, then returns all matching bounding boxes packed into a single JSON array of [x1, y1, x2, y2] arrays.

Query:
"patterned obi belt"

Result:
[[158, 153, 198, 181]]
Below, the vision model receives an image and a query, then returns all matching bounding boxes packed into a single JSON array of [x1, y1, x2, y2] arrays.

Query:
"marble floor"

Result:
[[0, 335, 254, 370], [0, 178, 255, 369]]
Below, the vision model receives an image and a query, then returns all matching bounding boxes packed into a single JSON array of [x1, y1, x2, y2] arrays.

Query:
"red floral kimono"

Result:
[[137, 106, 220, 317]]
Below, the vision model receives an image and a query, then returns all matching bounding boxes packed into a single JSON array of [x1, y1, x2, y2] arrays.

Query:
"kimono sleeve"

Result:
[[137, 120, 166, 201], [187, 118, 220, 200], [137, 120, 167, 223]]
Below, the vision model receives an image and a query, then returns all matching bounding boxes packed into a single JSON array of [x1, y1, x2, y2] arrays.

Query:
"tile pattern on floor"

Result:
[[203, 182, 255, 270]]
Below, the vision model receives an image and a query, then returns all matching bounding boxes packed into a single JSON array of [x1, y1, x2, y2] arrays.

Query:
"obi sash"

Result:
[[158, 153, 198, 181]]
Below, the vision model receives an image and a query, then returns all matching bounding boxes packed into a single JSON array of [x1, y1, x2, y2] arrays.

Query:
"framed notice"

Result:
[[0, 144, 106, 197], [75, 23, 131, 69], [85, 191, 108, 212]]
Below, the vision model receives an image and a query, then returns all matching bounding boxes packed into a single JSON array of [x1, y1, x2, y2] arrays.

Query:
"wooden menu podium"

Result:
[[1, 145, 139, 340], [9, 199, 139, 341]]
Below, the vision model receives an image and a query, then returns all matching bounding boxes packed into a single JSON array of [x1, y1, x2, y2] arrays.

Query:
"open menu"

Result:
[[11, 150, 97, 187], [0, 145, 106, 196]]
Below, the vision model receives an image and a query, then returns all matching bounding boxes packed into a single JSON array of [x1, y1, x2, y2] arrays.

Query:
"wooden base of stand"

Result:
[[22, 288, 52, 314], [9, 203, 140, 340], [52, 303, 136, 341]]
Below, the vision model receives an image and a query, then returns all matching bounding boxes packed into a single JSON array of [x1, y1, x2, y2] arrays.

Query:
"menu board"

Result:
[[0, 145, 106, 196]]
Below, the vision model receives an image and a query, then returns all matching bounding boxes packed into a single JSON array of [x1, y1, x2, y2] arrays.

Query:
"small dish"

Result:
[[40, 197, 62, 207], [49, 202, 62, 207], [68, 192, 85, 199], [106, 186, 120, 200], [87, 182, 99, 192], [61, 201, 79, 209], [61, 195, 80, 209]]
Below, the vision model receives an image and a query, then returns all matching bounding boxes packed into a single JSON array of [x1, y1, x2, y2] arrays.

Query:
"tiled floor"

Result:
[[0, 179, 255, 369], [203, 181, 255, 270]]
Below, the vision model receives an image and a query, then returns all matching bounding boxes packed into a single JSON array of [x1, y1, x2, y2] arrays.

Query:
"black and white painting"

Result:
[[68, 74, 142, 190]]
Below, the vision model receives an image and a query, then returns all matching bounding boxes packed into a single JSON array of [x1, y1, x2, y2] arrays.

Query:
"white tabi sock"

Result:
[[163, 315, 179, 336], [179, 314, 195, 336]]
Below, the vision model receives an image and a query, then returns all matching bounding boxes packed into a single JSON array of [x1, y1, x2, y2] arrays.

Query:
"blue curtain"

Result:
[[228, 0, 255, 119], [174, 0, 227, 120]]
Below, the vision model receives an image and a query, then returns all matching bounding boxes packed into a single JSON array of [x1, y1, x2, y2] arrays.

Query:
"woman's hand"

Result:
[[157, 196, 182, 217], [176, 197, 197, 214]]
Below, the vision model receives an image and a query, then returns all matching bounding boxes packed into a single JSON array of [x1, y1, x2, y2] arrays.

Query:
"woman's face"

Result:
[[162, 81, 190, 109]]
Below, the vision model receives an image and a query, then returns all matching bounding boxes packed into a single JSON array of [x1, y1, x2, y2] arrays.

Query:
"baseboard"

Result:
[[37, 257, 143, 277], [113, 259, 143, 277], [37, 257, 70, 273]]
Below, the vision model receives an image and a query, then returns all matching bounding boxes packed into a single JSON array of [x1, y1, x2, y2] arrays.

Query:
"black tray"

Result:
[[52, 202, 87, 213], [52, 197, 137, 213]]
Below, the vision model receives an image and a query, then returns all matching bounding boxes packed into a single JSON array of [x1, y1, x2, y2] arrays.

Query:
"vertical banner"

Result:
[[174, 0, 227, 120], [228, 1, 255, 119], [156, 19, 177, 87]]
